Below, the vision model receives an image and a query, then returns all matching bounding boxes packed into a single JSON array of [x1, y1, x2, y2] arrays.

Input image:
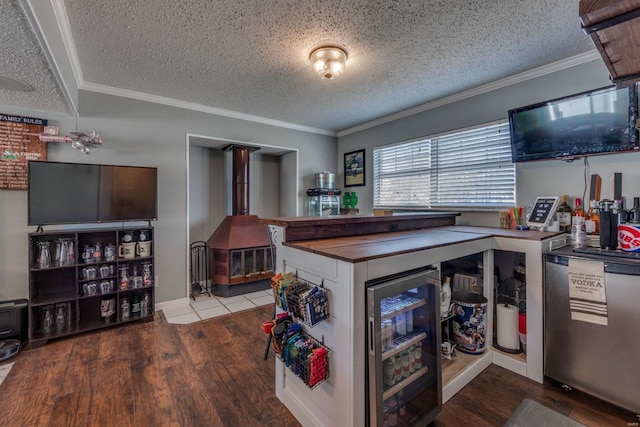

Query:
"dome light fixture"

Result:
[[0, 75, 33, 92], [309, 45, 348, 80]]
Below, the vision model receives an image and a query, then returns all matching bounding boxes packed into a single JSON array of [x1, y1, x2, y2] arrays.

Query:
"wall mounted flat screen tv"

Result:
[[28, 161, 158, 226], [508, 84, 639, 162]]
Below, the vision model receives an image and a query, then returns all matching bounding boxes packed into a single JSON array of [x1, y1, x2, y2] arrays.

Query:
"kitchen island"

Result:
[[261, 213, 564, 427]]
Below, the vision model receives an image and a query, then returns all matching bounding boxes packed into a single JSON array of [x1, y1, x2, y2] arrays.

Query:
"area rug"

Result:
[[0, 362, 13, 387], [504, 399, 586, 427]]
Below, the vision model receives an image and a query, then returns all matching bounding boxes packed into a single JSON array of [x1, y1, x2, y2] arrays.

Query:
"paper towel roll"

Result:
[[497, 304, 519, 350]]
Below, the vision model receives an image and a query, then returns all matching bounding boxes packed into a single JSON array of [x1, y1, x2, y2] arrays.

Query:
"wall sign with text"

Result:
[[527, 196, 560, 230], [0, 114, 48, 190]]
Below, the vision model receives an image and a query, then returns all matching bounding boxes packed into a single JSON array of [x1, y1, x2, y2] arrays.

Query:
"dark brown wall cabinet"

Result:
[[580, 0, 640, 86]]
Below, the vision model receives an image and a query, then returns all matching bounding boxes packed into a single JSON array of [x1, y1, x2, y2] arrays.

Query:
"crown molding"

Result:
[[337, 50, 602, 137], [47, 0, 600, 139], [48, 0, 335, 136], [79, 81, 336, 136]]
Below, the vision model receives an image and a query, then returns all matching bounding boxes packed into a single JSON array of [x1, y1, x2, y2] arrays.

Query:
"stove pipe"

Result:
[[224, 144, 259, 215]]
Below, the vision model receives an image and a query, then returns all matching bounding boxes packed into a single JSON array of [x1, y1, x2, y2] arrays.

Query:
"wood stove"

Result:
[[207, 144, 274, 297]]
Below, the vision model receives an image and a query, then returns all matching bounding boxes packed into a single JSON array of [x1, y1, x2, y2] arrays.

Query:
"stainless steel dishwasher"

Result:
[[544, 246, 640, 414]]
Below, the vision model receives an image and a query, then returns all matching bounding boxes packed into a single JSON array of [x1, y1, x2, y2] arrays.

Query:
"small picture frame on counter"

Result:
[[344, 149, 365, 187]]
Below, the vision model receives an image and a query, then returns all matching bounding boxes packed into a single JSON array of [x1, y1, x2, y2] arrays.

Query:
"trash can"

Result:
[[0, 299, 28, 343], [451, 292, 487, 355]]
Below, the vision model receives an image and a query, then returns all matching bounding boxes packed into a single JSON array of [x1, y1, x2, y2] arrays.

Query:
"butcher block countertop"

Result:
[[281, 225, 563, 263], [438, 225, 563, 241]]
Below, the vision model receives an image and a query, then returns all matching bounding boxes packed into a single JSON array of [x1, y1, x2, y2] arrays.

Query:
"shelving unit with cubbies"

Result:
[[28, 226, 155, 347]]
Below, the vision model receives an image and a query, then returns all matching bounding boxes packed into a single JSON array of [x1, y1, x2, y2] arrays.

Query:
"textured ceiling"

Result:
[[0, 1, 69, 114], [1, 0, 596, 134]]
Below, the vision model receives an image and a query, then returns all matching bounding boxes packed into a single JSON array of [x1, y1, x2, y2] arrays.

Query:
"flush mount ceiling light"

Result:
[[309, 45, 348, 80], [0, 75, 33, 92]]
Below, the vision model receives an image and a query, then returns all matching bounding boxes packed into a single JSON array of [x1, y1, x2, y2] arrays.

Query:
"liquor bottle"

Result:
[[556, 195, 572, 233], [570, 198, 585, 241], [617, 197, 628, 224], [585, 200, 600, 235], [131, 294, 141, 317], [573, 197, 584, 218], [629, 197, 640, 224]]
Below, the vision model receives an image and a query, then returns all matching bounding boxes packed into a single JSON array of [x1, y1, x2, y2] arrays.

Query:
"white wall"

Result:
[[0, 90, 336, 303], [188, 147, 282, 243]]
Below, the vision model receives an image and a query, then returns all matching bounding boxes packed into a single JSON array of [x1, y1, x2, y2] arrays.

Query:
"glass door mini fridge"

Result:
[[366, 267, 442, 426]]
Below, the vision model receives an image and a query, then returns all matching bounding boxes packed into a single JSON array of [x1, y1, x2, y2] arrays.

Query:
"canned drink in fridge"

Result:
[[394, 355, 402, 380], [395, 312, 406, 335], [401, 350, 410, 378], [414, 343, 422, 369], [383, 359, 395, 387], [386, 319, 395, 349], [405, 309, 413, 333], [409, 346, 416, 373]]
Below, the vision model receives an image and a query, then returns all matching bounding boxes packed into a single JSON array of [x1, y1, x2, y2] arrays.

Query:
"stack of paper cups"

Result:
[[497, 304, 519, 350]]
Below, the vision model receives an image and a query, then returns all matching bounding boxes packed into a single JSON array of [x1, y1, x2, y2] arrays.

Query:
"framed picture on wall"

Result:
[[344, 149, 365, 187]]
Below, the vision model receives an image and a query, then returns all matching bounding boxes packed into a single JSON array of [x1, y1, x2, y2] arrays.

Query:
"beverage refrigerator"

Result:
[[366, 266, 442, 426]]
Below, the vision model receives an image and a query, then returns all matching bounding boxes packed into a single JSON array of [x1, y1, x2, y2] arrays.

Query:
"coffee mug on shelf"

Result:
[[136, 241, 152, 257], [119, 242, 136, 259]]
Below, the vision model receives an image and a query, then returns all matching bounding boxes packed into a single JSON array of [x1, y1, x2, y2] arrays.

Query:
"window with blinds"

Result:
[[373, 122, 515, 210]]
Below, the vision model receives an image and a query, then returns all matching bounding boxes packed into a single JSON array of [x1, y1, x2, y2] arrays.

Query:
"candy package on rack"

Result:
[[278, 324, 330, 388], [285, 278, 330, 327], [270, 272, 296, 311]]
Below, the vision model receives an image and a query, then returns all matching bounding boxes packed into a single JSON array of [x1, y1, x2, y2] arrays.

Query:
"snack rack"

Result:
[[271, 272, 330, 327], [267, 272, 331, 388]]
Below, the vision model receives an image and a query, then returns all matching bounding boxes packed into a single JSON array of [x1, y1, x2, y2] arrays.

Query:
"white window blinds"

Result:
[[373, 122, 515, 210]]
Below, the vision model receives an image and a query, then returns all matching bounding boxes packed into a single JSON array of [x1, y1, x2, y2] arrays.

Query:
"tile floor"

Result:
[[161, 289, 274, 324]]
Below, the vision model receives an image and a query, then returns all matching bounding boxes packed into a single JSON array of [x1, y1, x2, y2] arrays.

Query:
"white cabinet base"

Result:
[[442, 352, 493, 403]]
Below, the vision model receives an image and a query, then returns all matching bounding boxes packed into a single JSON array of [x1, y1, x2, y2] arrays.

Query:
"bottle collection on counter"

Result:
[[552, 172, 640, 253]]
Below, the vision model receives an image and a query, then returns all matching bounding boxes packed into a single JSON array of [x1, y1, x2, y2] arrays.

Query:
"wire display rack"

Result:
[[286, 277, 330, 327], [278, 326, 330, 389], [271, 273, 330, 327]]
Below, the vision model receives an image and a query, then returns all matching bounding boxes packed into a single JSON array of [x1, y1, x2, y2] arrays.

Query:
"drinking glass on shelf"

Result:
[[119, 265, 130, 290], [36, 241, 51, 269], [82, 245, 94, 264], [55, 303, 66, 330], [93, 242, 103, 262], [42, 305, 54, 333], [142, 263, 153, 286]]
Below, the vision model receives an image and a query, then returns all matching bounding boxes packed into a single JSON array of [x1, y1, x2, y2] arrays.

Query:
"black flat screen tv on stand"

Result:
[[28, 161, 158, 226], [508, 84, 639, 162]]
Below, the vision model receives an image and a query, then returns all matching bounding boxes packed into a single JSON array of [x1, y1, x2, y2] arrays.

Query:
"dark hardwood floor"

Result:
[[437, 364, 636, 427], [0, 304, 634, 426]]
